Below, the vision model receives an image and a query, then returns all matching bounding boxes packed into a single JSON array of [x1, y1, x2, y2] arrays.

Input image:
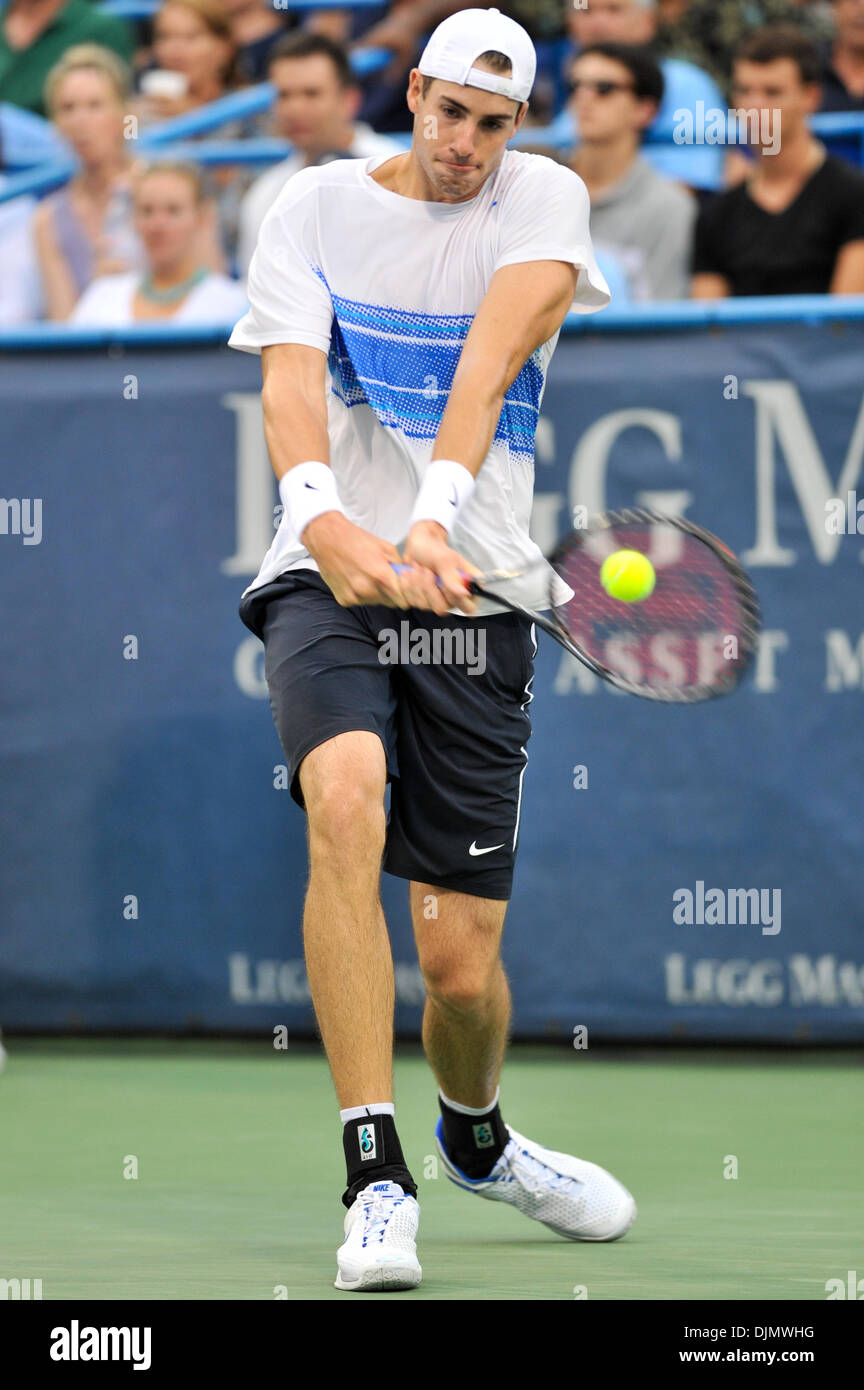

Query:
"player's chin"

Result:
[[434, 163, 482, 194]]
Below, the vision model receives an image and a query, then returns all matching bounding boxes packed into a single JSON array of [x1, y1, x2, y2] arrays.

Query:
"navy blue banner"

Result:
[[1, 319, 862, 1039]]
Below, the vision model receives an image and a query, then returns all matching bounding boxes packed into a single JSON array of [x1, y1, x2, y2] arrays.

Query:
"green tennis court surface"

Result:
[[2, 1040, 861, 1301]]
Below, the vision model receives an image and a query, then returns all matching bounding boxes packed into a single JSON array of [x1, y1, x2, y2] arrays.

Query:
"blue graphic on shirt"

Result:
[[314, 268, 543, 460]]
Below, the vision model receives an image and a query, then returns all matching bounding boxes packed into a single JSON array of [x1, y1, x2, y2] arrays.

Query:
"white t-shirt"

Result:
[[237, 123, 402, 276], [0, 188, 42, 325], [229, 149, 610, 612], [70, 271, 249, 326]]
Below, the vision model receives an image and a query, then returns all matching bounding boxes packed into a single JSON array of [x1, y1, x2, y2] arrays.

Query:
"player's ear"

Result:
[[406, 68, 424, 115], [512, 99, 530, 134]]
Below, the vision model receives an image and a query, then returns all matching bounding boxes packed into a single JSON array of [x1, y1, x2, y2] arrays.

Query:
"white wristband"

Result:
[[279, 461, 346, 542], [409, 459, 476, 534]]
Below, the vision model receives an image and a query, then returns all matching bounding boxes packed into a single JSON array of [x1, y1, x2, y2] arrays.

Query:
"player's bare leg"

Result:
[[300, 729, 420, 1296], [410, 882, 510, 1109], [411, 881, 636, 1239], [299, 730, 394, 1107]]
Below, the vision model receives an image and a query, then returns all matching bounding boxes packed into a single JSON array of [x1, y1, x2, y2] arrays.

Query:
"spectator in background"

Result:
[[222, 0, 296, 85], [821, 0, 864, 109], [565, 0, 727, 189], [237, 33, 400, 277], [70, 161, 247, 325], [657, 0, 690, 22], [692, 27, 864, 296], [571, 0, 659, 47], [0, 0, 134, 117], [567, 44, 696, 300], [0, 126, 43, 323], [655, 0, 833, 85], [33, 45, 144, 321], [133, 0, 238, 127], [134, 0, 265, 270]]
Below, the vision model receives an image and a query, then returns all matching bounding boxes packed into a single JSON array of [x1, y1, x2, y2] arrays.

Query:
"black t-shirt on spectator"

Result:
[[692, 154, 864, 295]]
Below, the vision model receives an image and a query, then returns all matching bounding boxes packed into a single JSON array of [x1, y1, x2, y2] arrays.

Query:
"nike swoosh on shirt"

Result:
[[449, 484, 458, 506], [469, 841, 505, 856], [304, 482, 318, 490]]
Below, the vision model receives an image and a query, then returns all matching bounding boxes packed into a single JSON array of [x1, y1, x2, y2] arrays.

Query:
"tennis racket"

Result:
[[398, 508, 760, 703]]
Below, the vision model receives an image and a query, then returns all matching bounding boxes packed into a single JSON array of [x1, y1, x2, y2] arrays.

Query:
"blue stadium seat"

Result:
[[0, 103, 67, 170]]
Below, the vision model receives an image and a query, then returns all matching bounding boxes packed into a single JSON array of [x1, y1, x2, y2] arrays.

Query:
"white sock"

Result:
[[339, 1101, 395, 1123], [438, 1086, 500, 1117]]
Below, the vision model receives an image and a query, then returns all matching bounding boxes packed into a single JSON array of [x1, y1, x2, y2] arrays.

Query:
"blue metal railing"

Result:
[[563, 295, 864, 332], [811, 109, 864, 163], [2, 297, 864, 352], [136, 137, 291, 165], [0, 61, 393, 203], [510, 110, 864, 156], [5, 102, 864, 201]]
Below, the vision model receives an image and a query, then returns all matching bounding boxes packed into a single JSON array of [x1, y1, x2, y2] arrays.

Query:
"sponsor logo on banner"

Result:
[[665, 954, 864, 1006], [224, 380, 864, 701], [228, 954, 426, 1006]]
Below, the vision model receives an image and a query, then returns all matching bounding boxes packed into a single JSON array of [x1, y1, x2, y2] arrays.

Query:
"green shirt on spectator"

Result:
[[0, 0, 134, 116]]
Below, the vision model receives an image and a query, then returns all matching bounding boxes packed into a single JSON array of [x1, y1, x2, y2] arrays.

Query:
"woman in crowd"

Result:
[[33, 44, 144, 321], [133, 0, 261, 268], [70, 161, 247, 325], [134, 0, 238, 125]]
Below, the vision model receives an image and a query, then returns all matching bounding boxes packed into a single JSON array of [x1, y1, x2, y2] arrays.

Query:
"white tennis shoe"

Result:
[[334, 1181, 422, 1291], [435, 1119, 636, 1242]]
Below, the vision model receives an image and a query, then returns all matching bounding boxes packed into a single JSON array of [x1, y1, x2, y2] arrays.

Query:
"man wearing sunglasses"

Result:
[[691, 25, 864, 297], [565, 0, 725, 191], [566, 43, 697, 300]]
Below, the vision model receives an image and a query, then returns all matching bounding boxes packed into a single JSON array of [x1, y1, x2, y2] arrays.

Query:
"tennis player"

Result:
[[229, 6, 636, 1292]]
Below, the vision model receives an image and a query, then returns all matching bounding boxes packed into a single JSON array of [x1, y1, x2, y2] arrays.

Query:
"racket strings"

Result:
[[553, 526, 756, 693]]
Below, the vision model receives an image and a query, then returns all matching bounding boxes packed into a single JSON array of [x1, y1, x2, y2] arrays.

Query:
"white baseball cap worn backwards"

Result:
[[418, 7, 537, 105]]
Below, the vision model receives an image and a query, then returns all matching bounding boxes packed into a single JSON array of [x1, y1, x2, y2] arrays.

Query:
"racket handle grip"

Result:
[[389, 562, 475, 591]]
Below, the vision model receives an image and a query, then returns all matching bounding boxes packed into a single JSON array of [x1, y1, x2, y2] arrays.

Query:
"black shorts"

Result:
[[239, 569, 535, 900]]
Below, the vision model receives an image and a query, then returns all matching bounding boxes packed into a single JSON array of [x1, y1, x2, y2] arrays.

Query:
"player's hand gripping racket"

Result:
[[398, 508, 761, 703]]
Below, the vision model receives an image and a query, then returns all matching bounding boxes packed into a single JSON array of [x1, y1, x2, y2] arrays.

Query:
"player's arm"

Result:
[[403, 259, 578, 605], [830, 239, 864, 294], [690, 272, 730, 299], [261, 343, 408, 608]]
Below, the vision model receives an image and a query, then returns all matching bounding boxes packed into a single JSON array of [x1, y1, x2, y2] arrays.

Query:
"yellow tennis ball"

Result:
[[600, 549, 656, 602]]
